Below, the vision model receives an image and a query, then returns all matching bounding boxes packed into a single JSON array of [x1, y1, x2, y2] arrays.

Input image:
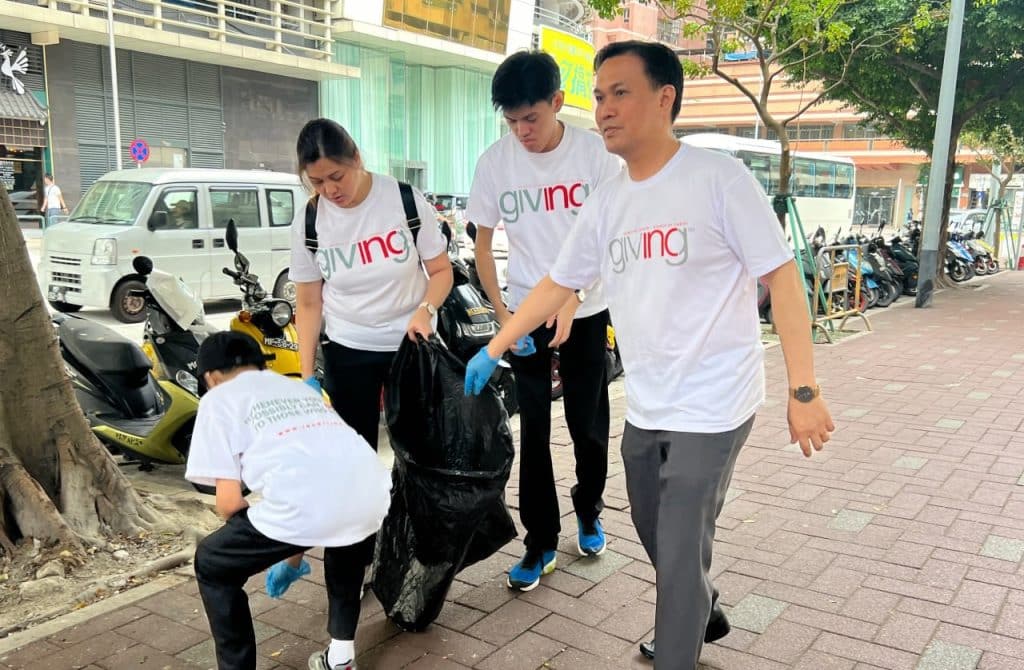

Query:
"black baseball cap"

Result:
[[196, 331, 270, 379]]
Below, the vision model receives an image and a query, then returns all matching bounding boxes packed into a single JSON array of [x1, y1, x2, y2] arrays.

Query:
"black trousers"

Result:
[[321, 341, 396, 450], [194, 509, 374, 670], [508, 309, 610, 552]]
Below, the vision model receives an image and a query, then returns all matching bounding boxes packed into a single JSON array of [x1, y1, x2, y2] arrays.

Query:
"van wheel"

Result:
[[110, 280, 147, 323], [273, 272, 296, 303], [48, 301, 82, 313]]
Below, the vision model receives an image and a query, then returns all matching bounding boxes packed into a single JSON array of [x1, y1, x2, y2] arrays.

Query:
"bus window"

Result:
[[835, 164, 854, 199], [737, 150, 773, 193], [813, 160, 836, 197], [792, 159, 816, 197]]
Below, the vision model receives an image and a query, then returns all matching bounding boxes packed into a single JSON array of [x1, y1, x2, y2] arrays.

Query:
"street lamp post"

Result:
[[916, 0, 966, 307], [106, 0, 123, 170]]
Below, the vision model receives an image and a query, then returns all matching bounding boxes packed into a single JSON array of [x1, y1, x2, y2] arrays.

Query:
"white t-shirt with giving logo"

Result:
[[185, 370, 391, 547], [550, 143, 794, 433], [467, 124, 622, 318], [289, 173, 448, 351]]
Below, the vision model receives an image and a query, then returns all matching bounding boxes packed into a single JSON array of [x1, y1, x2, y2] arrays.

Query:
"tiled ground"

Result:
[[3, 273, 1024, 670]]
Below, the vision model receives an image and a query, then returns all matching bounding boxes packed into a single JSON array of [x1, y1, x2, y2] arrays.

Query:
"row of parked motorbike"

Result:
[[758, 221, 1001, 322], [54, 219, 623, 490]]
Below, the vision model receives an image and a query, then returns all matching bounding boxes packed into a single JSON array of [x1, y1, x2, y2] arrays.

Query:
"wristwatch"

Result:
[[418, 301, 437, 317], [574, 289, 587, 304], [792, 385, 820, 403]]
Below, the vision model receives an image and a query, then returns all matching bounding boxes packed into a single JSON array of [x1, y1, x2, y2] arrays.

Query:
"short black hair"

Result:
[[491, 51, 561, 111], [44, 173, 54, 180], [594, 41, 684, 121]]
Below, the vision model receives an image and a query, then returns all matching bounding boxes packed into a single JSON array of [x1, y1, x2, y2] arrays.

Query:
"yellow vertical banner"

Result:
[[539, 26, 594, 111]]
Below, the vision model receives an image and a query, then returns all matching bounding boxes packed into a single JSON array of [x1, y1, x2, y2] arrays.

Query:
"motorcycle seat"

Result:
[[59, 317, 153, 378]]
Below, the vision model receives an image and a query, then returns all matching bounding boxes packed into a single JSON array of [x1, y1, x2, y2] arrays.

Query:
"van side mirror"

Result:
[[225, 219, 238, 252], [148, 211, 168, 231]]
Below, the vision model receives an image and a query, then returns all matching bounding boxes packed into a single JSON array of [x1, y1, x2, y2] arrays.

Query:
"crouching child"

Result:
[[185, 332, 391, 670]]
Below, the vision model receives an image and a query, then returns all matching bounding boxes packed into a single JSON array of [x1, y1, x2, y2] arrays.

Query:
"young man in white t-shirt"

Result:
[[186, 331, 391, 670], [465, 42, 834, 669], [467, 50, 622, 591]]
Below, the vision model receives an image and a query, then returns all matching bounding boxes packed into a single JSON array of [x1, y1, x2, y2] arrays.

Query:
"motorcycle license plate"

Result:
[[263, 336, 298, 351]]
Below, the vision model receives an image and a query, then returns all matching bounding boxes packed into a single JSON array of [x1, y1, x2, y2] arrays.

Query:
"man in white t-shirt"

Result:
[[186, 331, 391, 670], [42, 174, 67, 227], [465, 42, 834, 669], [467, 50, 622, 592]]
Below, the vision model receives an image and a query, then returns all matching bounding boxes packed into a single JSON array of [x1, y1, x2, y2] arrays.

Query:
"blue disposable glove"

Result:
[[303, 376, 321, 393], [511, 334, 536, 357], [265, 558, 311, 599], [464, 347, 501, 396]]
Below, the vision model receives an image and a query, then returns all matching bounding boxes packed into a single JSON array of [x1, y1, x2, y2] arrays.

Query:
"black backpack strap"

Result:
[[304, 194, 319, 254], [398, 181, 420, 247]]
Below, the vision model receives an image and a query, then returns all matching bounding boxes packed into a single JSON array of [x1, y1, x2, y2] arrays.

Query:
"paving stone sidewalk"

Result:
[[3, 273, 1024, 670]]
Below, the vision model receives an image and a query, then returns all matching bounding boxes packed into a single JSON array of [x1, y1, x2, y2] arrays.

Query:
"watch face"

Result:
[[795, 386, 815, 403]]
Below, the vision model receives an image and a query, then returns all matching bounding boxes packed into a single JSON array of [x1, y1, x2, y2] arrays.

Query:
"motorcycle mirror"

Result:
[[225, 219, 239, 252], [133, 256, 154, 276]]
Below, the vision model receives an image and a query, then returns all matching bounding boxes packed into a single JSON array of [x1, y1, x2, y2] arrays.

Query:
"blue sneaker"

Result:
[[577, 518, 606, 556], [266, 559, 311, 598], [506, 549, 556, 591]]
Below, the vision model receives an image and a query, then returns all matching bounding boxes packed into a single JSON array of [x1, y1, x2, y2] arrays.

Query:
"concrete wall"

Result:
[[44, 42, 84, 206], [221, 67, 318, 174]]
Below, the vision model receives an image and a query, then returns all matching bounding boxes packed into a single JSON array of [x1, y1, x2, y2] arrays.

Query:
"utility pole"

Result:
[[106, 0, 123, 170], [916, 0, 966, 307]]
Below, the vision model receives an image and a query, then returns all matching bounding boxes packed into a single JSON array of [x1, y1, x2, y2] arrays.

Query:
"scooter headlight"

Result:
[[270, 301, 293, 327], [175, 369, 199, 396]]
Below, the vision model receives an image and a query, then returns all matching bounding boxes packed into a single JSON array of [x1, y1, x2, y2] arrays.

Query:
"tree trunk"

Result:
[[0, 184, 160, 554], [933, 122, 967, 286], [774, 122, 792, 230]]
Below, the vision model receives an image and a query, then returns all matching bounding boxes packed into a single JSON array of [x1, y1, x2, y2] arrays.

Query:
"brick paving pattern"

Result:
[[3, 273, 1024, 669]]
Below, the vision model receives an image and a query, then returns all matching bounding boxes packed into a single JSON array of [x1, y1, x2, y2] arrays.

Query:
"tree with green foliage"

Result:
[[961, 123, 1024, 260], [780, 0, 1024, 263], [584, 0, 900, 226]]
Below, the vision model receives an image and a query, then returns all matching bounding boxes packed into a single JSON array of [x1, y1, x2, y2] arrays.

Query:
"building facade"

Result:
[[2, 0, 350, 207], [2, 0, 602, 207]]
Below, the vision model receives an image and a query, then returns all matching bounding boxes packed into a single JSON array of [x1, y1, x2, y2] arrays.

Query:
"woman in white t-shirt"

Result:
[[269, 118, 453, 601]]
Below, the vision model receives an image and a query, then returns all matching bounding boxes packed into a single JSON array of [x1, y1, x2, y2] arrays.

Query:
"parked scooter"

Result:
[[54, 310, 197, 474], [221, 220, 303, 378], [945, 235, 976, 282]]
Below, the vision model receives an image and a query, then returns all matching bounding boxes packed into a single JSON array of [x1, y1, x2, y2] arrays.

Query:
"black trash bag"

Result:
[[372, 336, 516, 631]]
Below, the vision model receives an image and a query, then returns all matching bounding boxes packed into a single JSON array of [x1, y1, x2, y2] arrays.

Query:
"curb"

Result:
[[0, 573, 189, 656]]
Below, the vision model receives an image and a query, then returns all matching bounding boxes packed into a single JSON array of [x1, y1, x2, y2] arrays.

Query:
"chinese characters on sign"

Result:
[[539, 27, 595, 112]]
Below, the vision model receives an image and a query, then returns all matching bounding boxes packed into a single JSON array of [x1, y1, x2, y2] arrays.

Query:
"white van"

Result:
[[38, 168, 307, 322]]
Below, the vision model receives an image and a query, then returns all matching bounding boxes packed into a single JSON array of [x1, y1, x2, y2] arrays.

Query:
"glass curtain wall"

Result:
[[322, 41, 504, 194]]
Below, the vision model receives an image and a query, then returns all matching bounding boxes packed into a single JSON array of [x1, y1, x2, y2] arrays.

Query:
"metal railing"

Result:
[[534, 5, 588, 37], [18, 0, 333, 61]]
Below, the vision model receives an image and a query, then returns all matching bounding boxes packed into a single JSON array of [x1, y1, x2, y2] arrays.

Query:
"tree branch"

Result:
[[894, 55, 941, 80]]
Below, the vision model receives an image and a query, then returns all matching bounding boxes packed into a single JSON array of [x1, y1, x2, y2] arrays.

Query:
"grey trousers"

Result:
[[621, 416, 754, 670]]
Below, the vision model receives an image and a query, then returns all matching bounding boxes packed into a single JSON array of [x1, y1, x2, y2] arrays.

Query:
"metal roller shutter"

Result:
[[72, 44, 225, 193]]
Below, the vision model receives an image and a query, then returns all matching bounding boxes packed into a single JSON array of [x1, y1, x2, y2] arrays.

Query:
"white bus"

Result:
[[681, 133, 856, 239]]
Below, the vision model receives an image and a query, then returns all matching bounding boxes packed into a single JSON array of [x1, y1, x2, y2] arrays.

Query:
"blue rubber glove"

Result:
[[464, 347, 501, 396], [265, 558, 311, 599], [511, 335, 536, 357], [303, 376, 321, 393]]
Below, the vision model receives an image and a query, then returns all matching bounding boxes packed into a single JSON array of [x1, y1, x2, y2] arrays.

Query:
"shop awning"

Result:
[[0, 90, 48, 123]]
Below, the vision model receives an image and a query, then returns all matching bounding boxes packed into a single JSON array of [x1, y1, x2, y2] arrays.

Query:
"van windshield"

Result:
[[69, 181, 151, 225]]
